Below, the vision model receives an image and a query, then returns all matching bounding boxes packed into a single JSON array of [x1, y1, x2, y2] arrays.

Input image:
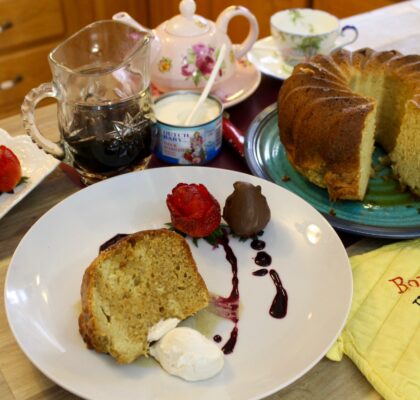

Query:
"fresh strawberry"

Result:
[[0, 145, 22, 192], [166, 183, 221, 237]]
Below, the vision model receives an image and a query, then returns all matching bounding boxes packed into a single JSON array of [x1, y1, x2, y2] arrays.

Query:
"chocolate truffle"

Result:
[[223, 181, 271, 237]]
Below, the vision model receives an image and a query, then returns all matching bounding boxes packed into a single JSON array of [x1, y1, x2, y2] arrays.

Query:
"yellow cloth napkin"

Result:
[[327, 239, 420, 400]]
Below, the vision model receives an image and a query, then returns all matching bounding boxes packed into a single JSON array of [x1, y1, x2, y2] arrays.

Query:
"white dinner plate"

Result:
[[5, 167, 352, 400], [0, 128, 59, 219]]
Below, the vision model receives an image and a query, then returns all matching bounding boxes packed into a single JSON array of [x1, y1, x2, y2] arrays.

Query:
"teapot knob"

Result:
[[180, 0, 196, 19]]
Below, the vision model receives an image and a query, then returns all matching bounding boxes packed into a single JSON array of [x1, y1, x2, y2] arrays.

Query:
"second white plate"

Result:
[[0, 128, 59, 220]]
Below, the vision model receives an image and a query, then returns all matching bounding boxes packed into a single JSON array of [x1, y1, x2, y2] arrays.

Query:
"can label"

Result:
[[154, 117, 222, 165]]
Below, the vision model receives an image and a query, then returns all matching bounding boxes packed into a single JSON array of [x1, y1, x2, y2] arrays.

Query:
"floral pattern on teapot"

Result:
[[158, 57, 172, 73], [181, 44, 226, 86]]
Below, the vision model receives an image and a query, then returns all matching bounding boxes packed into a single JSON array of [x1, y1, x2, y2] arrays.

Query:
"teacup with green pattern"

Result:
[[271, 8, 358, 66]]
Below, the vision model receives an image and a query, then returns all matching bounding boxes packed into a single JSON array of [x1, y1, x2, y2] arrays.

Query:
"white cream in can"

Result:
[[153, 92, 223, 165]]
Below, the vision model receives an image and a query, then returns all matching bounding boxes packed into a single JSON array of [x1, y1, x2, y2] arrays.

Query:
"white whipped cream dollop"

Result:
[[147, 318, 180, 342], [149, 326, 224, 381]]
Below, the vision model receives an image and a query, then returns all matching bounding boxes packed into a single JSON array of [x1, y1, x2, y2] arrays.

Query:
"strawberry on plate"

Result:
[[0, 145, 22, 193], [166, 183, 221, 238]]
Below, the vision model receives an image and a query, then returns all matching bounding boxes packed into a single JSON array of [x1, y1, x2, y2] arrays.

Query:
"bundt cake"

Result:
[[79, 229, 209, 363], [278, 48, 420, 201]]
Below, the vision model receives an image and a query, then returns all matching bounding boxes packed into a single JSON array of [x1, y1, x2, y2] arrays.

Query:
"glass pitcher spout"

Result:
[[48, 20, 151, 105]]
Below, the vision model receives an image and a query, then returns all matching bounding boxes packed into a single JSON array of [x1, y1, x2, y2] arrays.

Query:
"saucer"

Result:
[[247, 36, 294, 80], [151, 59, 261, 108]]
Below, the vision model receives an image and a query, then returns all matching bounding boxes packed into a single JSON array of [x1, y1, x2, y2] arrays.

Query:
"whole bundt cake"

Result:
[[278, 48, 420, 201]]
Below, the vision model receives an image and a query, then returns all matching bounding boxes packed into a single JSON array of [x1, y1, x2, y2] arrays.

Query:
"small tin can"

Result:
[[153, 91, 223, 165]]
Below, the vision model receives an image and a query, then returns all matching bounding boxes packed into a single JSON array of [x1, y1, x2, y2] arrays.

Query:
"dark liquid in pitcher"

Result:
[[60, 90, 153, 175]]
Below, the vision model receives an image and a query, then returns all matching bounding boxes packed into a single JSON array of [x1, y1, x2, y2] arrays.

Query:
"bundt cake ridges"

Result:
[[278, 47, 420, 200]]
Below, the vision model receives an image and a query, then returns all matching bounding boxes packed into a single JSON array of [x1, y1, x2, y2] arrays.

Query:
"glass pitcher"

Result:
[[21, 20, 155, 184]]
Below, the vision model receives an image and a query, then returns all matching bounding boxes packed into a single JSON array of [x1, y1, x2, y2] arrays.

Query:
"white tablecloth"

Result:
[[343, 0, 420, 54]]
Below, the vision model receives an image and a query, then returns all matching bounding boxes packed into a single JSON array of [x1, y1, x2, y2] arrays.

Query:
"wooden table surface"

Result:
[[7, 1, 418, 392]]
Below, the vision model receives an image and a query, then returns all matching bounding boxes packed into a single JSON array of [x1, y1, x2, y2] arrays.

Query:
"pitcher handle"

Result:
[[331, 25, 359, 52], [21, 82, 64, 157], [216, 6, 259, 59]]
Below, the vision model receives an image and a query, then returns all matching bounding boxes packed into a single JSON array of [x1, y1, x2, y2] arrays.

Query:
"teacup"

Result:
[[270, 8, 358, 66]]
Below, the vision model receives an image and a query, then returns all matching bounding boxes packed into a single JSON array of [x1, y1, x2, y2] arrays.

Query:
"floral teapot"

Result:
[[113, 0, 258, 92]]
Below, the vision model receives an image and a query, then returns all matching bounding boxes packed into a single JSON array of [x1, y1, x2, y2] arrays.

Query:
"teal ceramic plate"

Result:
[[245, 104, 420, 239]]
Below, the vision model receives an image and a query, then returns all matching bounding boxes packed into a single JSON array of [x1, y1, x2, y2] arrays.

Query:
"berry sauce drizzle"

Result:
[[210, 229, 240, 355], [251, 239, 265, 250], [255, 251, 272, 267], [252, 268, 269, 276], [250, 237, 288, 319], [99, 233, 128, 253], [213, 334, 222, 343], [269, 269, 288, 318]]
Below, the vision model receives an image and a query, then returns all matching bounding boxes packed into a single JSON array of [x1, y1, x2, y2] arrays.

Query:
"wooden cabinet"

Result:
[[0, 0, 148, 119], [0, 0, 64, 52], [0, 43, 57, 116], [0, 0, 64, 118]]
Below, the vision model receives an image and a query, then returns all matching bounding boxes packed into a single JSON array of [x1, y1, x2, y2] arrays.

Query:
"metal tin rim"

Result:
[[153, 90, 224, 128], [244, 103, 277, 180]]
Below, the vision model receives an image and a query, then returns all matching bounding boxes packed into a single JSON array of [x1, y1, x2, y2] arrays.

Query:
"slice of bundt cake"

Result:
[[278, 48, 420, 201], [79, 229, 209, 364]]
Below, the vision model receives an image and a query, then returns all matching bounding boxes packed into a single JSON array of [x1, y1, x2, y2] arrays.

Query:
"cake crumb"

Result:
[[329, 208, 336, 216], [379, 155, 391, 166], [282, 175, 290, 182]]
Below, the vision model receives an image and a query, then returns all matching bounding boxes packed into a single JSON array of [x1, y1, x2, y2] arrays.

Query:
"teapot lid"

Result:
[[165, 0, 209, 36]]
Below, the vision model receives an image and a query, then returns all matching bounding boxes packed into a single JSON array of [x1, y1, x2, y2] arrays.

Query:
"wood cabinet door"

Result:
[[62, 0, 149, 35], [0, 0, 64, 53], [0, 43, 57, 117]]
